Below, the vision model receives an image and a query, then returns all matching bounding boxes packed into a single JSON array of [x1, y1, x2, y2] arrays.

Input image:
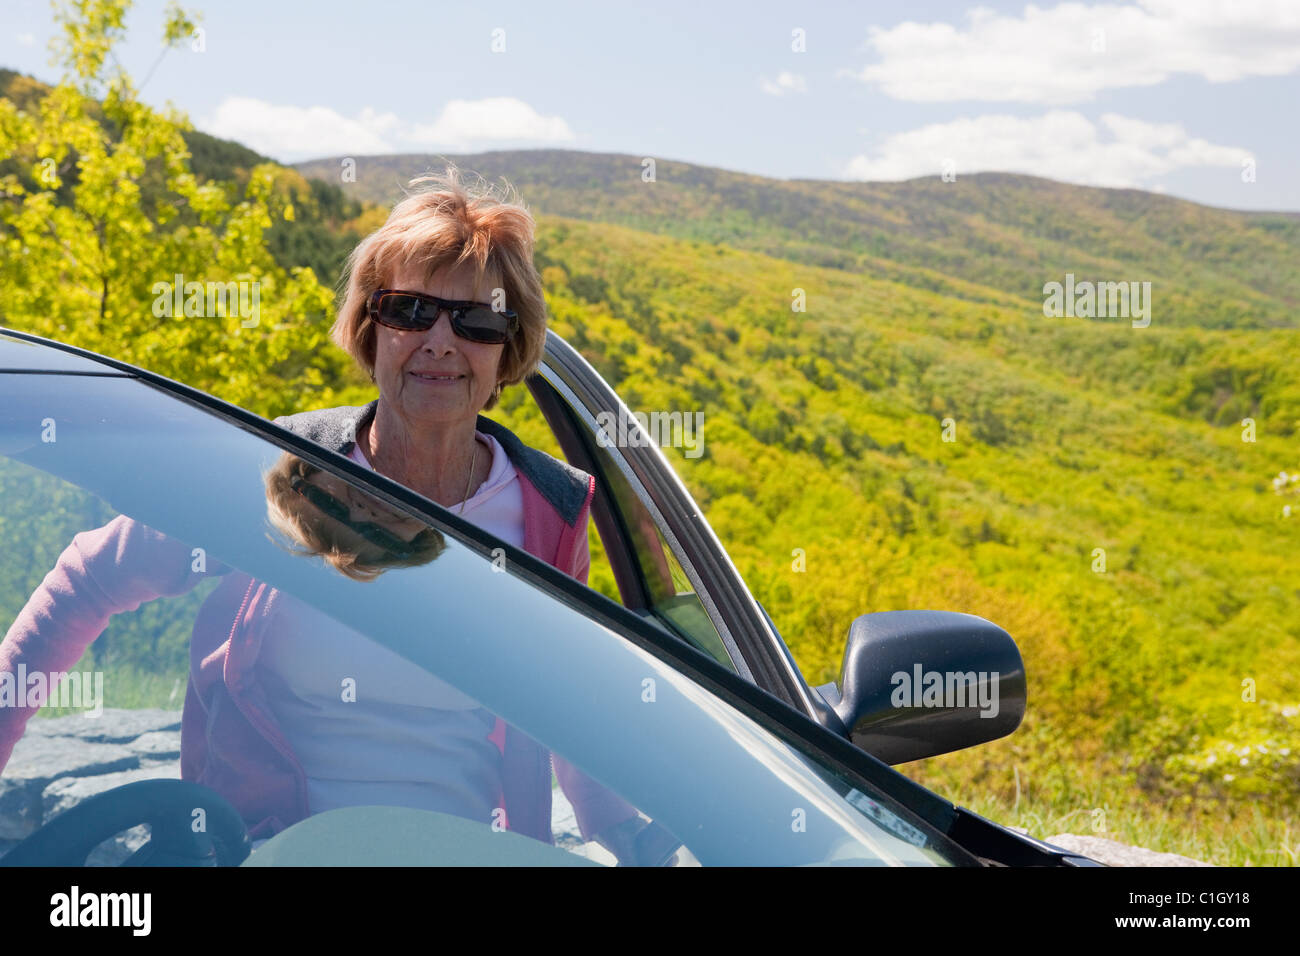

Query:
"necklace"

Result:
[[458, 440, 478, 516], [364, 421, 479, 515]]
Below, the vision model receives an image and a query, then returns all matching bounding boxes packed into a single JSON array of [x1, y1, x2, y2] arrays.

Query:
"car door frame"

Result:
[[530, 330, 844, 731]]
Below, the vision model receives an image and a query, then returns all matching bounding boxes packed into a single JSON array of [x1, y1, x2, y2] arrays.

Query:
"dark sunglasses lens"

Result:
[[374, 294, 512, 342], [455, 306, 513, 343], [300, 482, 350, 523], [376, 294, 428, 329]]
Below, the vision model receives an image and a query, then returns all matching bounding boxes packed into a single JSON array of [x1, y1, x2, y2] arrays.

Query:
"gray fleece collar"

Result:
[[272, 399, 590, 527]]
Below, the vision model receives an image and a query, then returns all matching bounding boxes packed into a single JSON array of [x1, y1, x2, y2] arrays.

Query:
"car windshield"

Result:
[[0, 347, 970, 866]]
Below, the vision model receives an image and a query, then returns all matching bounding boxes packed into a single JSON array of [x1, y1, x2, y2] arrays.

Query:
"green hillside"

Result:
[[296, 149, 1300, 331], [511, 218, 1300, 835], [304, 151, 1300, 864]]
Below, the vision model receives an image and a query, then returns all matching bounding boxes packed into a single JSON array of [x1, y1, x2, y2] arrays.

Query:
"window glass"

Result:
[[583, 433, 734, 670], [0, 372, 963, 866], [490, 383, 734, 672]]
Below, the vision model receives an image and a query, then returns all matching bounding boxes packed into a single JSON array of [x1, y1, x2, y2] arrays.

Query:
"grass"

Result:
[[921, 774, 1298, 867], [32, 666, 185, 718]]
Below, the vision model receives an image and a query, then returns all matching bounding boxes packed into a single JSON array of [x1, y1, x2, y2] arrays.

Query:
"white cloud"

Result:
[[760, 72, 808, 95], [200, 98, 398, 159], [198, 96, 574, 161], [851, 0, 1300, 103], [842, 111, 1249, 187], [406, 97, 575, 151], [17, 33, 36, 48]]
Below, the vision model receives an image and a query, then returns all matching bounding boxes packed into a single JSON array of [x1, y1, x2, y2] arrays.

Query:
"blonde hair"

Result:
[[331, 164, 548, 411], [264, 453, 446, 582]]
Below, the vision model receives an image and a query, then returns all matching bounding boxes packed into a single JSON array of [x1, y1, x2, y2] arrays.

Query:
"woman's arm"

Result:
[[0, 515, 226, 771]]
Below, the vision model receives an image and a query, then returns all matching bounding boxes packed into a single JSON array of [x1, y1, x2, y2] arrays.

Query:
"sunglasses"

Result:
[[290, 473, 421, 556], [366, 289, 518, 344]]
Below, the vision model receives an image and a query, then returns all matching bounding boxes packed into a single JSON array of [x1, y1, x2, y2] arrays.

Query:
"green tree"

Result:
[[0, 0, 357, 417]]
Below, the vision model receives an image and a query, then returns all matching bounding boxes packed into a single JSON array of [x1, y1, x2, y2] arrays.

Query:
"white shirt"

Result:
[[258, 430, 525, 822], [348, 430, 525, 550]]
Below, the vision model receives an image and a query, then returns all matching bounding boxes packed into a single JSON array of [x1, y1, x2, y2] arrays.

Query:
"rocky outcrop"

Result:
[[0, 709, 181, 864], [1043, 833, 1214, 867]]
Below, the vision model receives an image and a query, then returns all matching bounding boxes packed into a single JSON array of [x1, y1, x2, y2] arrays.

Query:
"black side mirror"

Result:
[[817, 610, 1026, 765]]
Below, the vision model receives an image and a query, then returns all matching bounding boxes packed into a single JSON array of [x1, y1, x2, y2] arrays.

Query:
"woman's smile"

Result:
[[408, 370, 466, 384]]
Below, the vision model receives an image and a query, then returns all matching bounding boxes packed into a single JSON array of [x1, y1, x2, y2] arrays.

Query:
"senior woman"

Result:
[[249, 169, 641, 852], [321, 168, 588, 568], [0, 169, 657, 864]]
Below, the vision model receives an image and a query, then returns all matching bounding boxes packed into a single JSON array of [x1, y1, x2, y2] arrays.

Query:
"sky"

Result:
[[4, 0, 1299, 211]]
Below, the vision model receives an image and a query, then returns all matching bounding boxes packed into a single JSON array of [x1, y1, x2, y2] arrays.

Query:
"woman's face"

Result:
[[371, 260, 506, 430]]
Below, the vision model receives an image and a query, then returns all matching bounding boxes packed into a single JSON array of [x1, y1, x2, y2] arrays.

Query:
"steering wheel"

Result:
[[0, 779, 251, 867], [634, 820, 684, 867]]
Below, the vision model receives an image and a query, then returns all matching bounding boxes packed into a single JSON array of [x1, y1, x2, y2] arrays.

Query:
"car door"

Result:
[[0, 329, 978, 866]]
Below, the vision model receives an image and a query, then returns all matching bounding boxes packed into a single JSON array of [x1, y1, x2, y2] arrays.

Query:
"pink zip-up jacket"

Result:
[[0, 400, 638, 846]]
